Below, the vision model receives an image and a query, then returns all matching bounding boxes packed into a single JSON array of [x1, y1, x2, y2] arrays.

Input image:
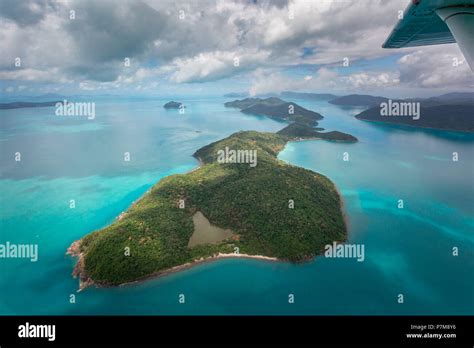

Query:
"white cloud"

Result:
[[0, 10, 75, 71], [344, 72, 400, 89], [78, 82, 96, 91], [169, 50, 270, 83], [249, 67, 339, 96], [249, 70, 293, 96], [0, 68, 71, 83], [0, 0, 472, 94], [0, 0, 406, 82], [397, 46, 474, 89], [248, 67, 400, 95]]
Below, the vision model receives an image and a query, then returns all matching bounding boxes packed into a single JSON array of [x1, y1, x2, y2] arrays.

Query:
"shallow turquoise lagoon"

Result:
[[0, 96, 472, 315]]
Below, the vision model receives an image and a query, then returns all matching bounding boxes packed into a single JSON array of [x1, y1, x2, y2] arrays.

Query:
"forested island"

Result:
[[163, 101, 184, 109], [325, 92, 474, 132], [0, 101, 61, 109], [355, 104, 474, 132], [277, 122, 358, 142], [68, 117, 355, 288], [281, 91, 338, 101], [329, 94, 388, 107], [329, 92, 474, 108], [225, 97, 323, 126], [224, 97, 357, 141]]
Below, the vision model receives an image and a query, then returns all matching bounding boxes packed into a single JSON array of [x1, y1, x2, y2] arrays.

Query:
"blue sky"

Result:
[[0, 0, 472, 98]]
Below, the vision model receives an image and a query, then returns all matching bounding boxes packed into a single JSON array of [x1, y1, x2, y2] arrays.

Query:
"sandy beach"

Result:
[[67, 237, 278, 291], [67, 139, 347, 291]]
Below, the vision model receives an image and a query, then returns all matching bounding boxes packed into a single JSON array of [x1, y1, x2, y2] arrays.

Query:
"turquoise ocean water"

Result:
[[0, 96, 473, 315]]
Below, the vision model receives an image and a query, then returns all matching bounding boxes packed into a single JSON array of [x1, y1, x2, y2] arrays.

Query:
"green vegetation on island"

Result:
[[329, 94, 388, 107], [225, 97, 323, 126], [355, 104, 474, 132], [277, 123, 358, 142], [0, 101, 61, 109], [224, 97, 284, 109], [70, 123, 351, 287], [281, 91, 339, 101], [329, 92, 474, 108], [326, 91, 474, 132], [163, 101, 184, 109]]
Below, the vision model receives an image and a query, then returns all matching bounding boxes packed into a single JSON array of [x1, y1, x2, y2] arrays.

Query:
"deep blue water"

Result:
[[0, 96, 473, 315]]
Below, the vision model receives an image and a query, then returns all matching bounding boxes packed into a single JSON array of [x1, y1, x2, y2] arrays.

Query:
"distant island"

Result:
[[277, 122, 358, 142], [0, 101, 61, 110], [67, 110, 355, 288], [225, 97, 323, 126], [325, 91, 474, 132], [328, 92, 474, 108], [281, 91, 339, 101], [224, 92, 338, 101], [225, 96, 357, 141], [355, 104, 474, 132], [405, 92, 474, 107], [163, 101, 184, 109], [329, 94, 388, 107]]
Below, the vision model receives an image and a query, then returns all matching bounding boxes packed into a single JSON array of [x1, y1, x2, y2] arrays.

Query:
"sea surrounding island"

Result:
[[67, 99, 356, 288], [1, 94, 473, 315]]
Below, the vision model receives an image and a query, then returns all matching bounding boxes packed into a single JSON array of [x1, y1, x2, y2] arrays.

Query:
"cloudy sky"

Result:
[[0, 0, 473, 97]]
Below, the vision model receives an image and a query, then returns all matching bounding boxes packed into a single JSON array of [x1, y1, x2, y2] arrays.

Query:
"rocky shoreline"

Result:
[[66, 240, 94, 291], [67, 121, 351, 289], [66, 238, 278, 291], [67, 138, 350, 291]]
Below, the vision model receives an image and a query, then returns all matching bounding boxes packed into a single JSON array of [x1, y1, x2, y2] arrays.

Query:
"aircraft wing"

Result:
[[382, 1, 456, 48], [382, 0, 474, 70]]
